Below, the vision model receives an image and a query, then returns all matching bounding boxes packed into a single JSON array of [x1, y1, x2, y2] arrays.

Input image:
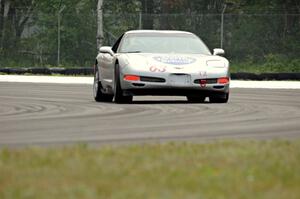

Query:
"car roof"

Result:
[[125, 30, 194, 35]]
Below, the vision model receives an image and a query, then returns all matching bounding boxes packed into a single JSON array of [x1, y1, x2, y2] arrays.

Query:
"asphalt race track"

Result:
[[0, 82, 299, 147]]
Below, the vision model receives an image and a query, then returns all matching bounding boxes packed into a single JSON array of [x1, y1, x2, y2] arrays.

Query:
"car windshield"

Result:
[[118, 32, 211, 55]]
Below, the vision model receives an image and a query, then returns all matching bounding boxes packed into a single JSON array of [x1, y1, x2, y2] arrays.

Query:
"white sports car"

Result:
[[93, 30, 230, 103]]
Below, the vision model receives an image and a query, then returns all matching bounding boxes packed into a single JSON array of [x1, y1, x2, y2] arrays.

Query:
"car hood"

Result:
[[118, 53, 229, 73]]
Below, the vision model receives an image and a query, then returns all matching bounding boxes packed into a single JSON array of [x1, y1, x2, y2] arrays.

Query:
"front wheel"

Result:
[[114, 64, 132, 104], [93, 69, 113, 102], [209, 93, 229, 103]]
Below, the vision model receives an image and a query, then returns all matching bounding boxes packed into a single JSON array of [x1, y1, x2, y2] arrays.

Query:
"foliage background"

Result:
[[0, 0, 299, 72]]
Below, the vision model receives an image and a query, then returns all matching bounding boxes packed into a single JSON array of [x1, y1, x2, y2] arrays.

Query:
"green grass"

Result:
[[230, 63, 300, 73], [0, 140, 300, 199], [230, 56, 300, 73]]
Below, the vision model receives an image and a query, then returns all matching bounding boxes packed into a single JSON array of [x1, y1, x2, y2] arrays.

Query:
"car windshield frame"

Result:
[[118, 32, 212, 55]]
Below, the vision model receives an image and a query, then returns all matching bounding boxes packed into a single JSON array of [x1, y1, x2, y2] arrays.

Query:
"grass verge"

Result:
[[0, 140, 299, 199], [230, 63, 300, 73]]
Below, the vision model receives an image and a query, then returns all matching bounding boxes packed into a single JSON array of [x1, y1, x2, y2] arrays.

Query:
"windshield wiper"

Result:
[[123, 51, 141, 53]]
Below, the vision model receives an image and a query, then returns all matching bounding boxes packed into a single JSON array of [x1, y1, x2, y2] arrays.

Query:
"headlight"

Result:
[[206, 60, 225, 68]]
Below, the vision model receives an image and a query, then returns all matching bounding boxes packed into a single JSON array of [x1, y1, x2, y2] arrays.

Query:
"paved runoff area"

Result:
[[0, 75, 300, 89]]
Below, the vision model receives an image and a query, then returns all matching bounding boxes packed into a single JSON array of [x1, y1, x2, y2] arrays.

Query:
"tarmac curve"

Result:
[[0, 82, 299, 147]]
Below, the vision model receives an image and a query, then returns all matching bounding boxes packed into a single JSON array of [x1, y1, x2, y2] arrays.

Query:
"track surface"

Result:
[[0, 83, 299, 147]]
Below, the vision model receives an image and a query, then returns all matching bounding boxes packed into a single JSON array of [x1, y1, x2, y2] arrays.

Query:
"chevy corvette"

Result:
[[93, 30, 230, 103]]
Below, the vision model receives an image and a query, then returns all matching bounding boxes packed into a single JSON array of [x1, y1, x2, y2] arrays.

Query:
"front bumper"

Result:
[[121, 74, 230, 96]]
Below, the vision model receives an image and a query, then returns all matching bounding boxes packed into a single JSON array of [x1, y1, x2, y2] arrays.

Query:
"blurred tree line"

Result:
[[0, 0, 299, 70]]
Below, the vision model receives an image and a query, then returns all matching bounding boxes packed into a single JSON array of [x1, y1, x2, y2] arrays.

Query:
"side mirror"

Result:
[[213, 48, 225, 56], [99, 46, 114, 56]]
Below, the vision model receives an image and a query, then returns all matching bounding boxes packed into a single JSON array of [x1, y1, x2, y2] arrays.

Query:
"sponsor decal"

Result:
[[153, 56, 196, 65]]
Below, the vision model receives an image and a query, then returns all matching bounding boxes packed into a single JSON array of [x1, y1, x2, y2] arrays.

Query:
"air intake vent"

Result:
[[140, 76, 166, 83], [194, 79, 217, 84]]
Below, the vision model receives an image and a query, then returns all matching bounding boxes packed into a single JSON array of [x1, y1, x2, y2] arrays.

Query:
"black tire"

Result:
[[114, 64, 133, 104], [209, 93, 229, 103], [93, 67, 113, 102], [186, 96, 206, 103]]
